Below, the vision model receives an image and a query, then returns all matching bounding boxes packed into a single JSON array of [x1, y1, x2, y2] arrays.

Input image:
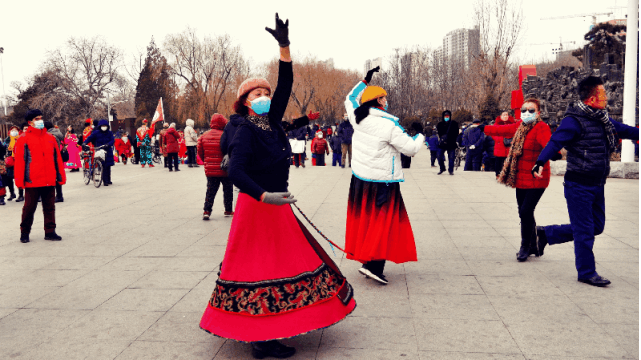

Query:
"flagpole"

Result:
[[161, 97, 165, 125]]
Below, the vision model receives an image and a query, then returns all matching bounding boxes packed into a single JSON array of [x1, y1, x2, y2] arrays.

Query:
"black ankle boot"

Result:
[[7, 192, 16, 201], [536, 226, 547, 256], [516, 246, 529, 262], [251, 341, 296, 359]]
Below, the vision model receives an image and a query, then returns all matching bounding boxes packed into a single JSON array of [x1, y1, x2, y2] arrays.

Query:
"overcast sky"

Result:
[[0, 0, 630, 97]]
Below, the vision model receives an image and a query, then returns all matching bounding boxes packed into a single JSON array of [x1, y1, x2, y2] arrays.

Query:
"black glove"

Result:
[[531, 163, 542, 178], [364, 66, 380, 83], [411, 122, 423, 135], [551, 152, 563, 161], [265, 13, 290, 47]]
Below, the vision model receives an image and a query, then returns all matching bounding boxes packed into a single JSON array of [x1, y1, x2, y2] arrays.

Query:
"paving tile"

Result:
[[0, 285, 61, 308], [410, 294, 500, 321], [317, 347, 420, 359], [476, 274, 565, 297], [98, 288, 190, 312], [405, 273, 484, 295], [320, 316, 417, 350], [414, 318, 521, 354], [20, 339, 133, 360], [420, 352, 526, 359], [26, 285, 124, 310], [127, 270, 208, 289], [54, 309, 163, 341], [116, 340, 222, 360], [601, 323, 639, 359]]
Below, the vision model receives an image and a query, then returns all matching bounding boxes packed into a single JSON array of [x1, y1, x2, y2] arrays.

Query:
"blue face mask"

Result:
[[521, 112, 537, 124], [33, 120, 45, 129], [444, 117, 450, 122], [384, 102, 388, 111], [250, 96, 271, 116]]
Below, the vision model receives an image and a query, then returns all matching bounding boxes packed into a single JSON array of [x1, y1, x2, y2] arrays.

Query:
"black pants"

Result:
[[293, 154, 305, 167], [120, 154, 128, 164], [315, 153, 326, 166], [167, 153, 179, 170], [187, 146, 197, 166], [430, 150, 438, 166], [163, 155, 169, 168], [134, 147, 140, 164], [55, 184, 63, 200], [364, 260, 386, 276], [437, 149, 455, 173], [204, 176, 233, 213], [102, 165, 112, 184], [21, 186, 56, 234], [516, 188, 546, 248], [495, 157, 506, 176]]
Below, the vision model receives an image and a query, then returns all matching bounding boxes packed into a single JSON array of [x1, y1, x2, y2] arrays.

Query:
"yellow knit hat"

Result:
[[360, 86, 387, 104]]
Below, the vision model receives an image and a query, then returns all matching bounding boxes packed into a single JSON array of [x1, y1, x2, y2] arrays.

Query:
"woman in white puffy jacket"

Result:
[[343, 66, 424, 285], [184, 119, 199, 167]]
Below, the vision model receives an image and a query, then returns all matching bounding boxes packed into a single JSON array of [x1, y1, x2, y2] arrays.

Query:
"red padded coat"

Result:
[[484, 120, 551, 189], [198, 114, 228, 177], [14, 127, 67, 188], [164, 128, 180, 153], [491, 115, 516, 157]]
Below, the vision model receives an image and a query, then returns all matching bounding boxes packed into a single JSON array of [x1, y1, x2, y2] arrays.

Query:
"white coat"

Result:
[[185, 119, 198, 146], [344, 81, 424, 183]]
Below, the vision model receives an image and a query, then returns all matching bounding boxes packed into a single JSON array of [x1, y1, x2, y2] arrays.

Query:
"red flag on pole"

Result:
[[151, 98, 164, 125]]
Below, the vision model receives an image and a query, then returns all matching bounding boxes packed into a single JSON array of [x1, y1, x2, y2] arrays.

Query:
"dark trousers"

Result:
[[134, 147, 140, 163], [332, 152, 342, 166], [429, 150, 438, 166], [495, 156, 506, 176], [167, 153, 179, 170], [163, 155, 169, 168], [102, 165, 112, 184], [437, 149, 455, 173], [364, 260, 386, 276], [20, 186, 56, 234], [464, 151, 483, 171], [315, 153, 326, 166], [541, 181, 605, 279], [187, 146, 197, 165], [120, 154, 128, 164], [293, 153, 305, 167], [516, 188, 546, 249], [204, 176, 233, 213], [55, 184, 63, 200]]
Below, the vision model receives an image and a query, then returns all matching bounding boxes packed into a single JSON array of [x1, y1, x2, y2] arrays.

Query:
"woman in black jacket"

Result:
[[199, 14, 355, 360]]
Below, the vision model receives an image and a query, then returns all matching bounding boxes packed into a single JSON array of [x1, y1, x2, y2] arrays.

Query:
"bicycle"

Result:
[[454, 146, 466, 171], [152, 144, 162, 165], [82, 144, 108, 188]]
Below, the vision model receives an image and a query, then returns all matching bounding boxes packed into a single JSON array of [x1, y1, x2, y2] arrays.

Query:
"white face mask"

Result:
[[316, 134, 322, 138], [122, 137, 128, 142], [101, 126, 108, 131], [10, 131, 18, 137]]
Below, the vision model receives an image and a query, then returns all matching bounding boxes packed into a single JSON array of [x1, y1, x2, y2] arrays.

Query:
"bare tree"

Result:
[[46, 36, 123, 118], [473, 0, 524, 105]]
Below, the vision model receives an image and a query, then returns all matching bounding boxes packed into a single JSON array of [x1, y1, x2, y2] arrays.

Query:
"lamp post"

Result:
[[0, 47, 6, 116], [621, 0, 639, 162], [106, 92, 127, 128]]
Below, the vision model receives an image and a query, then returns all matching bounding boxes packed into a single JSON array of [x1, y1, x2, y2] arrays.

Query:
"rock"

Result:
[[624, 162, 639, 179]]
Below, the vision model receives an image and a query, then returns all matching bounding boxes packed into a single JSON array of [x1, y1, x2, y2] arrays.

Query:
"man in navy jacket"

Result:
[[533, 76, 639, 287]]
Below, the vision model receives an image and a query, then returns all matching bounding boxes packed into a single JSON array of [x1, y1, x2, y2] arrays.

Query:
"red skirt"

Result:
[[200, 193, 356, 342], [345, 176, 417, 264]]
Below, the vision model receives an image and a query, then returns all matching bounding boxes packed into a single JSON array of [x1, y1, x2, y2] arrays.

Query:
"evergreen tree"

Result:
[[479, 93, 500, 123], [134, 37, 175, 127]]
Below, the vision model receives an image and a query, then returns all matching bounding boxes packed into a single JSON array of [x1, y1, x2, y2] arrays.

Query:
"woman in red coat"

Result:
[[484, 98, 559, 262], [164, 124, 181, 171], [491, 111, 516, 177], [197, 114, 233, 219], [114, 133, 132, 165]]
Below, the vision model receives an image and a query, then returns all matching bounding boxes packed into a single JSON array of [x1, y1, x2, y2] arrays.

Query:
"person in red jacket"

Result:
[[114, 132, 132, 165], [484, 98, 560, 262], [311, 131, 330, 166], [14, 109, 67, 243], [197, 114, 233, 219], [491, 111, 516, 177], [164, 123, 181, 172]]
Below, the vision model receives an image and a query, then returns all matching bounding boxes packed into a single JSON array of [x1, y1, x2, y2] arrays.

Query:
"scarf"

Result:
[[7, 136, 18, 152], [576, 101, 618, 151], [498, 119, 540, 188], [247, 115, 272, 131]]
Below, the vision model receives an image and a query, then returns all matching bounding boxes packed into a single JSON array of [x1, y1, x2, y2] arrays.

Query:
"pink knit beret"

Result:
[[237, 78, 271, 99]]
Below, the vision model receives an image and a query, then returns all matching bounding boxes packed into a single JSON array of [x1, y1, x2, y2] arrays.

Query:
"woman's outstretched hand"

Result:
[[364, 66, 380, 83], [265, 13, 290, 47]]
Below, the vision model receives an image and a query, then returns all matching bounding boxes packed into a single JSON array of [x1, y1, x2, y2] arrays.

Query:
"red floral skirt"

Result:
[[200, 193, 356, 342], [345, 176, 417, 264]]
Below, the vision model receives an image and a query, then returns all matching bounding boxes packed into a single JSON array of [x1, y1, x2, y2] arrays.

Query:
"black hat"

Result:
[[473, 118, 481, 123], [25, 109, 43, 122], [44, 121, 54, 130]]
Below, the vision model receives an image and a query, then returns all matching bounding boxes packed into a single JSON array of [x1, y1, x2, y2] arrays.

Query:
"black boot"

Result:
[[536, 226, 547, 256], [44, 232, 62, 241], [516, 246, 529, 262], [20, 233, 30, 243], [15, 195, 24, 202], [7, 191, 16, 201], [0, 197, 5, 205], [251, 341, 296, 359]]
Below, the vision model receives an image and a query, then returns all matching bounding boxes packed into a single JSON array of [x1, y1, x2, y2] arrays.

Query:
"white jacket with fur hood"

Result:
[[184, 119, 198, 146], [344, 81, 424, 183]]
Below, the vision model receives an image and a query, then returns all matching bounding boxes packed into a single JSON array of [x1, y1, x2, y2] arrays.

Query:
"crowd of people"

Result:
[[0, 13, 638, 359]]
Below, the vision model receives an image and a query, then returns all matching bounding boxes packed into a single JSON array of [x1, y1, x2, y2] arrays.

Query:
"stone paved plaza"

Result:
[[0, 148, 638, 359]]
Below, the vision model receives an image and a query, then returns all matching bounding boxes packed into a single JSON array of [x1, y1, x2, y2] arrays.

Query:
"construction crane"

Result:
[[516, 40, 577, 54], [541, 12, 613, 25]]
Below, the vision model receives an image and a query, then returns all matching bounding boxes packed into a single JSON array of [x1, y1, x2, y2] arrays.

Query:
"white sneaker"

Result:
[[358, 267, 389, 285]]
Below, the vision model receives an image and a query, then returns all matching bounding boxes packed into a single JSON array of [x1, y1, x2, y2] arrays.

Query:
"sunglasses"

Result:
[[520, 108, 537, 114]]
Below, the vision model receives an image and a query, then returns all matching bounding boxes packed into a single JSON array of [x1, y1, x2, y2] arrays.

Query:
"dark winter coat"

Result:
[[436, 118, 460, 151], [47, 128, 64, 147], [427, 134, 439, 150], [84, 119, 115, 166], [337, 120, 354, 144], [491, 115, 516, 157], [198, 115, 228, 178], [164, 128, 180, 153], [330, 135, 342, 153], [228, 61, 310, 201], [484, 120, 552, 189], [483, 135, 495, 159], [463, 125, 485, 154], [14, 127, 67, 188], [294, 126, 307, 141], [220, 115, 244, 156]]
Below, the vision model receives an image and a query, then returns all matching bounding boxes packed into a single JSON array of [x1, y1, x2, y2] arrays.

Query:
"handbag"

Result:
[[4, 156, 15, 168], [60, 147, 70, 162], [503, 138, 513, 147]]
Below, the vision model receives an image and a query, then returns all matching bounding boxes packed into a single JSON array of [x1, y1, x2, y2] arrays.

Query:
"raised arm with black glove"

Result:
[[265, 13, 290, 47], [364, 66, 380, 84]]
